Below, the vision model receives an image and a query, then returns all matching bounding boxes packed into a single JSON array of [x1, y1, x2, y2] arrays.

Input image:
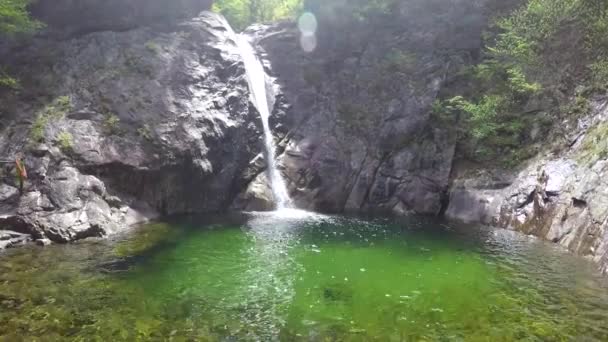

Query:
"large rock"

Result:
[[445, 98, 608, 273], [0, 12, 264, 243], [234, 0, 508, 214], [30, 0, 213, 37]]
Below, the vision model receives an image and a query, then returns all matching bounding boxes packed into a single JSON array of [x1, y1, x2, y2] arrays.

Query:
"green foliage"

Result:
[[145, 41, 161, 54], [436, 0, 608, 166], [28, 96, 73, 144], [0, 68, 19, 89], [0, 0, 41, 90], [213, 0, 302, 31], [29, 114, 48, 144], [137, 124, 153, 141], [578, 122, 608, 166], [103, 113, 121, 135], [0, 0, 42, 36], [56, 131, 73, 152], [589, 58, 608, 86]]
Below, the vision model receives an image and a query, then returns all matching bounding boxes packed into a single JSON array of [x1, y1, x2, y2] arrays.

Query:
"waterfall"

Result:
[[233, 34, 293, 210]]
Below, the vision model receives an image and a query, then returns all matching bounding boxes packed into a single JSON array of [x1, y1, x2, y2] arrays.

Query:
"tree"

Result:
[[213, 0, 302, 31], [0, 0, 41, 35], [0, 0, 41, 89]]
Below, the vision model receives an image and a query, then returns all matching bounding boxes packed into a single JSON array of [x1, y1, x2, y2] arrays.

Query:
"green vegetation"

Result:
[[212, 0, 302, 31], [0, 68, 19, 89], [578, 122, 608, 166], [137, 124, 153, 141], [56, 131, 73, 152], [28, 96, 73, 144], [0, 0, 41, 36], [432, 0, 608, 166], [104, 113, 121, 135], [29, 114, 48, 144], [144, 41, 161, 54], [0, 0, 42, 89]]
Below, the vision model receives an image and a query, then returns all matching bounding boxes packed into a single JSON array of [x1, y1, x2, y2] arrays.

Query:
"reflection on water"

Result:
[[238, 209, 329, 338], [1, 212, 608, 340]]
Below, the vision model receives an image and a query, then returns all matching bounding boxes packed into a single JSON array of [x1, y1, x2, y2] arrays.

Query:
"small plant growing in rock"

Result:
[[29, 114, 49, 143], [56, 131, 73, 152], [145, 41, 161, 54], [137, 124, 153, 141], [0, 68, 19, 90], [578, 122, 608, 166], [104, 113, 121, 135], [28, 96, 73, 145]]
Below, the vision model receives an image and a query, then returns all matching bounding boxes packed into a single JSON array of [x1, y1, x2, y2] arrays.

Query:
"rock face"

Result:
[[0, 12, 264, 245], [30, 0, 213, 37], [445, 99, 608, 273], [235, 0, 505, 214]]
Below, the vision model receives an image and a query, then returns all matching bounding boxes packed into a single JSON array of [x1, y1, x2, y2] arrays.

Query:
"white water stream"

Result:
[[233, 33, 293, 209]]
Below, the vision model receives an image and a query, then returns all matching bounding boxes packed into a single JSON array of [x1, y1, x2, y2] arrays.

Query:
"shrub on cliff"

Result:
[[435, 0, 608, 166], [0, 0, 42, 89]]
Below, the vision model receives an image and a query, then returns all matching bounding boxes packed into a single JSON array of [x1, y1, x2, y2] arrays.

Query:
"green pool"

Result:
[[1, 210, 607, 341]]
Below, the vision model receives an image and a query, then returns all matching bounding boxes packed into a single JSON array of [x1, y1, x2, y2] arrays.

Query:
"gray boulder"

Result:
[[0, 12, 264, 243]]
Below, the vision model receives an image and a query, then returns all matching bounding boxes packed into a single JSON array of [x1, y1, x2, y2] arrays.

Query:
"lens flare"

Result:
[[298, 12, 317, 36], [300, 34, 317, 53], [298, 12, 318, 52]]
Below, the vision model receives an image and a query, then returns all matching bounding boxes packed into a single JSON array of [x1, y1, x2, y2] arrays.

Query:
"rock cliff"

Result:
[[0, 12, 262, 244], [446, 98, 608, 273]]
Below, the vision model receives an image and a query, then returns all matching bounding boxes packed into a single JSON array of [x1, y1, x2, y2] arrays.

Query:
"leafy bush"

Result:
[[0, 0, 42, 90], [0, 68, 19, 89], [213, 0, 302, 31], [56, 131, 73, 152], [104, 113, 121, 135], [28, 96, 73, 144], [589, 58, 608, 86], [137, 124, 153, 141], [29, 114, 48, 144], [0, 0, 42, 36], [578, 122, 608, 166], [435, 0, 608, 166]]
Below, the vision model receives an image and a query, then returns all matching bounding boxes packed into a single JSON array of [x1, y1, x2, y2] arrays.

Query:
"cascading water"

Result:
[[233, 33, 293, 210]]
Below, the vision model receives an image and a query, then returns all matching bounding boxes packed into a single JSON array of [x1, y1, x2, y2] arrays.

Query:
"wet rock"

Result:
[[0, 12, 261, 244], [0, 230, 31, 250], [235, 1, 503, 213], [35, 238, 52, 246], [445, 99, 608, 272]]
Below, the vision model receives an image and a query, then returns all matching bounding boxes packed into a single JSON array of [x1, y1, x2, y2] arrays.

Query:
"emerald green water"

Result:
[[1, 211, 608, 341]]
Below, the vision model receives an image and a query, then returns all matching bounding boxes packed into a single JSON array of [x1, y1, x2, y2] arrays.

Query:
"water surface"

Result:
[[1, 211, 607, 341]]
